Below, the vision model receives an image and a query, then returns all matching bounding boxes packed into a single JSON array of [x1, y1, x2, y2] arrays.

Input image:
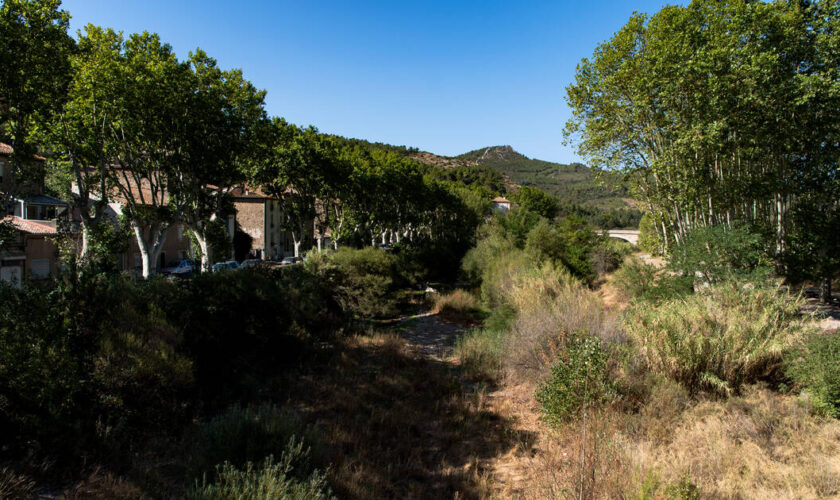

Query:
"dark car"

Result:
[[280, 256, 303, 266]]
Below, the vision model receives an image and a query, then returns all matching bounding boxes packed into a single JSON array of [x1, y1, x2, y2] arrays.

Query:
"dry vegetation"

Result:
[[455, 255, 840, 499], [284, 332, 522, 499]]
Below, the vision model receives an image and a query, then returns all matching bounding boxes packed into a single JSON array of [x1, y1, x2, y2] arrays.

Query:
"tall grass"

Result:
[[432, 289, 484, 323], [623, 282, 813, 396]]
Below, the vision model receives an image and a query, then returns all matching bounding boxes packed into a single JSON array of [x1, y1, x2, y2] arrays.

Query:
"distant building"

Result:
[[1, 142, 66, 287], [230, 185, 303, 261], [491, 196, 511, 214]]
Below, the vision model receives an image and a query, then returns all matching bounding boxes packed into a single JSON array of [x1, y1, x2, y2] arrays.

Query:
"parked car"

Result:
[[280, 256, 303, 266], [161, 258, 198, 278], [239, 259, 262, 270], [212, 260, 240, 272]]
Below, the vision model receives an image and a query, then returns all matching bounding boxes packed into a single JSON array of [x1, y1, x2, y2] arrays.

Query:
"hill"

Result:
[[457, 146, 633, 211]]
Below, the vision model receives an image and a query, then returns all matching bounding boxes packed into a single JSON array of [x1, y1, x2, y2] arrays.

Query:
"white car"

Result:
[[212, 260, 240, 272]]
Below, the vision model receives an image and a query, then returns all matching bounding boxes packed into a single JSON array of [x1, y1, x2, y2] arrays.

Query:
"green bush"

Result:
[[189, 404, 322, 479], [535, 334, 616, 427], [612, 259, 693, 303], [525, 216, 598, 283], [637, 212, 664, 255], [308, 247, 400, 318], [624, 282, 812, 396], [188, 440, 334, 500], [785, 332, 840, 418], [669, 223, 771, 284]]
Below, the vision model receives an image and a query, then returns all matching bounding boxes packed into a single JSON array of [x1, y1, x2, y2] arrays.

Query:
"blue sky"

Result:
[[61, 0, 681, 164]]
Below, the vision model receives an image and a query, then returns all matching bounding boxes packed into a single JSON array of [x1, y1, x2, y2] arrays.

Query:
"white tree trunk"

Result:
[[194, 230, 211, 273], [133, 223, 168, 279]]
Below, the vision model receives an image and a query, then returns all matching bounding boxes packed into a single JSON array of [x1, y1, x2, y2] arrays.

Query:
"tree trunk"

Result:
[[133, 222, 167, 279], [194, 230, 211, 273], [821, 277, 832, 305]]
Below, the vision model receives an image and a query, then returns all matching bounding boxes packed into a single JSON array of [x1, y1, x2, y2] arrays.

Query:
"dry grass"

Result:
[[624, 282, 813, 395], [432, 289, 484, 325], [284, 331, 527, 499], [500, 262, 622, 387], [624, 385, 840, 499]]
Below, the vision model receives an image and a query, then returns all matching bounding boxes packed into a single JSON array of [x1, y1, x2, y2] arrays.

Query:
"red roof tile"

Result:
[[492, 196, 511, 203], [2, 216, 57, 235], [0, 142, 46, 160]]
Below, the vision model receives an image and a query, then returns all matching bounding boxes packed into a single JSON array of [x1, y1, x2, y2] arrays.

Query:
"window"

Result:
[[30, 259, 50, 279]]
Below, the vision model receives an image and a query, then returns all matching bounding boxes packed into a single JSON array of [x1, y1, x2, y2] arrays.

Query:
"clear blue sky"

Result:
[[61, 0, 681, 164]]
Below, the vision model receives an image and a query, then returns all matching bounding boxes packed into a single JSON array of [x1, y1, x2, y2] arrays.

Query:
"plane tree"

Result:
[[168, 50, 268, 272]]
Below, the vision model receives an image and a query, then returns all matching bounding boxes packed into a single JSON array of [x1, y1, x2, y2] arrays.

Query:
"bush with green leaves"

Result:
[[624, 282, 812, 396], [785, 332, 840, 418], [188, 439, 334, 500], [669, 223, 771, 284], [306, 247, 400, 318], [612, 259, 693, 303], [188, 404, 323, 479], [535, 334, 616, 427]]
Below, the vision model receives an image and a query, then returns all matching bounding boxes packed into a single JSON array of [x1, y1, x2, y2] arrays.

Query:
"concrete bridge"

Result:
[[601, 229, 640, 245]]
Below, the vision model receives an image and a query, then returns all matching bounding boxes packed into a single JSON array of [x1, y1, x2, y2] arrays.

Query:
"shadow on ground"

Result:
[[285, 328, 533, 499]]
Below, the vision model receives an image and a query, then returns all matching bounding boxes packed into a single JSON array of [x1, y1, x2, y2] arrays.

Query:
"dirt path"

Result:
[[393, 312, 469, 358]]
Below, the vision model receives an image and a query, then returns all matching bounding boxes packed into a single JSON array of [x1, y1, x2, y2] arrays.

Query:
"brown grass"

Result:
[[432, 289, 484, 325], [284, 331, 530, 499]]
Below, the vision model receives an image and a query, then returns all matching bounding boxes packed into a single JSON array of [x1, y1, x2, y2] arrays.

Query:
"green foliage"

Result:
[[454, 327, 506, 381], [565, 0, 840, 279], [637, 212, 662, 255], [189, 404, 322, 479], [669, 223, 771, 284], [525, 216, 599, 283], [188, 443, 334, 500], [623, 282, 812, 396], [511, 185, 559, 219], [307, 247, 399, 318], [456, 146, 634, 212], [0, 266, 344, 474], [439, 164, 506, 195], [612, 259, 693, 303], [535, 334, 615, 427], [785, 332, 840, 418]]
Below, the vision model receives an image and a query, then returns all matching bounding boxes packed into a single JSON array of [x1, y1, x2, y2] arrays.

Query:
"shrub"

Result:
[[310, 247, 400, 318], [432, 289, 483, 323], [525, 217, 598, 283], [188, 440, 334, 500], [535, 334, 616, 427], [669, 223, 771, 284], [189, 404, 322, 479], [502, 262, 622, 384], [785, 331, 840, 418], [455, 327, 506, 380], [612, 259, 693, 303], [637, 212, 664, 255], [623, 282, 812, 396]]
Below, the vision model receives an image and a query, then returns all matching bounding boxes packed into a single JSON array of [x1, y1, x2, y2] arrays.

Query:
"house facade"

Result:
[[231, 186, 303, 260], [1, 143, 66, 287], [492, 196, 512, 214]]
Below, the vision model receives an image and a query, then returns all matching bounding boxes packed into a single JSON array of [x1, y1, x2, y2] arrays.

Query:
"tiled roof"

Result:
[[492, 196, 511, 203], [0, 142, 46, 160], [2, 216, 57, 235]]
